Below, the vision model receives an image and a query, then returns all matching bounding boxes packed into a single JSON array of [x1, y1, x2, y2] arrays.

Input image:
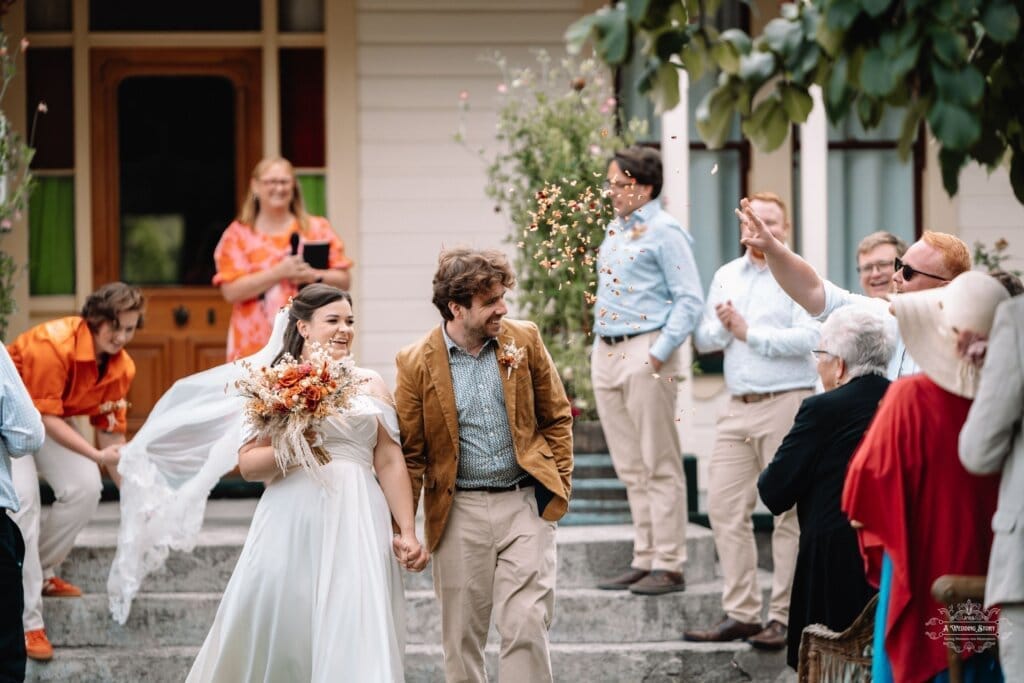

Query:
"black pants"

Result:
[[0, 512, 25, 683]]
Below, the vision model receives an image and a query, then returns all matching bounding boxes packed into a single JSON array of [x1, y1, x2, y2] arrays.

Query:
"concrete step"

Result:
[[27, 642, 787, 683], [570, 477, 629, 501], [572, 453, 618, 478], [40, 578, 771, 648], [63, 509, 718, 594]]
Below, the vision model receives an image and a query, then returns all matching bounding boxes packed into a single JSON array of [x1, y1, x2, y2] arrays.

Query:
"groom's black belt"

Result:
[[456, 475, 535, 494], [600, 330, 654, 346]]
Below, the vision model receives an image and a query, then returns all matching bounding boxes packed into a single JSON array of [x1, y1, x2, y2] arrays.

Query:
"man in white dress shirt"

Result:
[[737, 198, 971, 380], [683, 193, 819, 649]]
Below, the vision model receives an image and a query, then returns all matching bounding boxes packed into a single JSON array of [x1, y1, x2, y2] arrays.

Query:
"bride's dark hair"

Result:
[[273, 284, 353, 365]]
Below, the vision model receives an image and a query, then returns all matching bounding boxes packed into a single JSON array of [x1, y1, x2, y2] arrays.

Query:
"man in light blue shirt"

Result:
[[592, 146, 703, 596], [0, 344, 45, 682]]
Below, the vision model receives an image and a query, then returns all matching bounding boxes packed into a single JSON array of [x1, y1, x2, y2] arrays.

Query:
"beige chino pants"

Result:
[[591, 331, 688, 572], [11, 430, 102, 631], [707, 390, 808, 626], [432, 487, 557, 683]]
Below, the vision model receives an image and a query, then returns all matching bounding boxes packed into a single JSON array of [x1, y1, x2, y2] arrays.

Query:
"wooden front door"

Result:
[[91, 49, 262, 432]]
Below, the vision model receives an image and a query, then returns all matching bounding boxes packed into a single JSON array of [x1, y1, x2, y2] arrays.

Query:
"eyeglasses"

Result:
[[811, 349, 836, 361], [602, 179, 635, 191], [894, 257, 949, 282], [259, 178, 293, 187], [856, 259, 895, 275]]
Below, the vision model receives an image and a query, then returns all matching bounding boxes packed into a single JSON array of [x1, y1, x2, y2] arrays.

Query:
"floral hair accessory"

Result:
[[497, 340, 526, 379]]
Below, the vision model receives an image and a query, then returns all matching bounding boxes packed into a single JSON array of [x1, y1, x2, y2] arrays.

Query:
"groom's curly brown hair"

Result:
[[432, 247, 516, 321]]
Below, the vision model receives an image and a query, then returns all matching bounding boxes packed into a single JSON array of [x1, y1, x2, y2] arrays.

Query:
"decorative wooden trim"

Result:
[[89, 47, 263, 287]]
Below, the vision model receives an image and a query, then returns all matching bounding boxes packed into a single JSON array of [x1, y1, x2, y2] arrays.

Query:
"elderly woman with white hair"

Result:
[[757, 305, 895, 669]]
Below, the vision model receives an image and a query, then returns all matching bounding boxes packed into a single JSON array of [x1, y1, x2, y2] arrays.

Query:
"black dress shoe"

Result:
[[747, 620, 787, 650], [629, 570, 686, 595], [596, 568, 650, 590], [683, 617, 763, 642]]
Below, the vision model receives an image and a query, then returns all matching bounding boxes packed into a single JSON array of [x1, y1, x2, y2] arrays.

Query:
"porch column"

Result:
[[799, 85, 828, 276]]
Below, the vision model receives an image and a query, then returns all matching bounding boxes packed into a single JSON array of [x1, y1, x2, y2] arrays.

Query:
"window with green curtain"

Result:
[[297, 173, 326, 218], [29, 176, 76, 295]]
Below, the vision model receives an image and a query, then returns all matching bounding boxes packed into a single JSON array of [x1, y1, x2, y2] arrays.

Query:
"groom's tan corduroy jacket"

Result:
[[395, 318, 574, 552]]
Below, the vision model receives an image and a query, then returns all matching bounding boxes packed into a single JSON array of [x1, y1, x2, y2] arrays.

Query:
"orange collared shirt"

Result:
[[7, 316, 135, 433]]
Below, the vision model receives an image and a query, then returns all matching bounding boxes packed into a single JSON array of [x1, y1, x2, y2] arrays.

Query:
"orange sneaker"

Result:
[[41, 576, 82, 597], [25, 629, 53, 661]]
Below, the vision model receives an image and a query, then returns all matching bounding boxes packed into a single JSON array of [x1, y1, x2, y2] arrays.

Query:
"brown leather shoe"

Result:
[[596, 568, 649, 590], [683, 617, 763, 642], [629, 570, 686, 595], [747, 619, 787, 650]]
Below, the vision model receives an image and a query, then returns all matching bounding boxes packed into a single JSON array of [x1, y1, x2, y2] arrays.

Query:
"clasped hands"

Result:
[[392, 532, 429, 572], [715, 300, 748, 342], [275, 255, 321, 286]]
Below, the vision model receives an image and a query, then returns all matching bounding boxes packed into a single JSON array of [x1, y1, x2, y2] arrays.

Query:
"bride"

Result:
[[108, 285, 426, 682]]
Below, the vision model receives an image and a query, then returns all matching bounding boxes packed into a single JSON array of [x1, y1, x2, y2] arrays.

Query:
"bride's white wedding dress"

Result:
[[186, 394, 405, 683]]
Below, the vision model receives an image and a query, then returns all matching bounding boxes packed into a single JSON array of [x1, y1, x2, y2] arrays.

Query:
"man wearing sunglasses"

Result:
[[737, 198, 971, 379]]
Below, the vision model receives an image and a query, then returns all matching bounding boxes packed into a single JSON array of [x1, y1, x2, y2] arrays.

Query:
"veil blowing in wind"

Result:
[[107, 308, 290, 624]]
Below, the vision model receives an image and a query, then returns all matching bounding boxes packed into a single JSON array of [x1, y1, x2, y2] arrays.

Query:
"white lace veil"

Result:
[[107, 307, 291, 624]]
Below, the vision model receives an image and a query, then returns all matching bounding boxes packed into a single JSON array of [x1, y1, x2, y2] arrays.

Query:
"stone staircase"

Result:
[[25, 500, 788, 682]]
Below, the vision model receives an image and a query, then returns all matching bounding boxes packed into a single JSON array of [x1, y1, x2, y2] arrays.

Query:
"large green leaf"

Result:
[[738, 51, 778, 86], [825, 55, 852, 119], [564, 7, 631, 65], [861, 0, 893, 18], [1010, 147, 1024, 203], [742, 95, 791, 151], [626, 0, 652, 23], [930, 26, 968, 66], [780, 83, 814, 122], [826, 0, 862, 31], [860, 47, 899, 96], [938, 147, 967, 196], [931, 63, 986, 106], [982, 1, 1021, 44], [928, 100, 981, 149], [680, 33, 708, 81], [763, 18, 804, 60], [649, 61, 682, 113], [695, 86, 737, 149]]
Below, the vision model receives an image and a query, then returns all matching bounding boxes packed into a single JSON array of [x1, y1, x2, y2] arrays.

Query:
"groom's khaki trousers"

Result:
[[432, 486, 556, 683], [11, 431, 102, 631]]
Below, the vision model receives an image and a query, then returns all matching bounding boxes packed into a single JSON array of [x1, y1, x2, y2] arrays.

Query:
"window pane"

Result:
[[828, 106, 905, 141], [280, 49, 325, 168], [90, 0, 260, 31], [29, 176, 76, 295], [118, 76, 236, 286], [297, 173, 326, 218], [689, 149, 742, 293], [280, 0, 324, 32], [618, 49, 660, 143], [27, 0, 72, 31], [827, 149, 915, 291], [26, 48, 74, 170]]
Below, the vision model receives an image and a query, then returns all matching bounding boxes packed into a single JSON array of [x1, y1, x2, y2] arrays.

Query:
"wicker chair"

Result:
[[797, 593, 877, 683]]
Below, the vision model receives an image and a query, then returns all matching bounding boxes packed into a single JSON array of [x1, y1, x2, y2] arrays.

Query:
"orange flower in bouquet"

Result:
[[235, 343, 366, 481]]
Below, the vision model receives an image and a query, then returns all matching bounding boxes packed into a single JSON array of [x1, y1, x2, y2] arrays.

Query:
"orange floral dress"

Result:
[[213, 217, 353, 361]]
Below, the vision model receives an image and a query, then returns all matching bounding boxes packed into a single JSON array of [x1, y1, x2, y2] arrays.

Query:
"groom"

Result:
[[395, 247, 573, 682]]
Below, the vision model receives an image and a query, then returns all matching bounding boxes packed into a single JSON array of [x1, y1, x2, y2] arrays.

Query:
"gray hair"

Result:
[[820, 305, 895, 379]]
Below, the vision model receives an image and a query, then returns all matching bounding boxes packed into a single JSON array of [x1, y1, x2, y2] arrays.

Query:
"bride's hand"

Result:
[[393, 532, 429, 572]]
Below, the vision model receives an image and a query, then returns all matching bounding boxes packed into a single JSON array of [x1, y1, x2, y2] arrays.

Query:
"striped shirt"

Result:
[[441, 324, 524, 489], [0, 345, 45, 512]]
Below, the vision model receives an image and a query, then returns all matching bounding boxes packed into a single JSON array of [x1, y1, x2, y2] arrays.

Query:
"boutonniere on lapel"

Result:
[[497, 340, 526, 380], [630, 223, 649, 240]]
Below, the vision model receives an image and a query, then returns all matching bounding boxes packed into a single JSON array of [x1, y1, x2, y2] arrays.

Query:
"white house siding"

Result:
[[957, 164, 1024, 274], [355, 1, 583, 385]]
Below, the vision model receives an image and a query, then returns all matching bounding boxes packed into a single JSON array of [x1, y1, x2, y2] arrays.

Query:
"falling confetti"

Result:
[[711, 164, 719, 175]]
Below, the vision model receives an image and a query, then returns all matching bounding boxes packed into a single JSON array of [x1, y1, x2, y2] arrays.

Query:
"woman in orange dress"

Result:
[[214, 157, 353, 361]]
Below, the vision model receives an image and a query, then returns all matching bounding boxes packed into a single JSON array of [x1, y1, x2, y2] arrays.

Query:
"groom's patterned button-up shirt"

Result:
[[441, 323, 525, 489]]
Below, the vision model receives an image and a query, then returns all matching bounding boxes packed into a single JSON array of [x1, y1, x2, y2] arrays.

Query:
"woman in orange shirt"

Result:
[[213, 157, 353, 361], [7, 282, 144, 661]]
